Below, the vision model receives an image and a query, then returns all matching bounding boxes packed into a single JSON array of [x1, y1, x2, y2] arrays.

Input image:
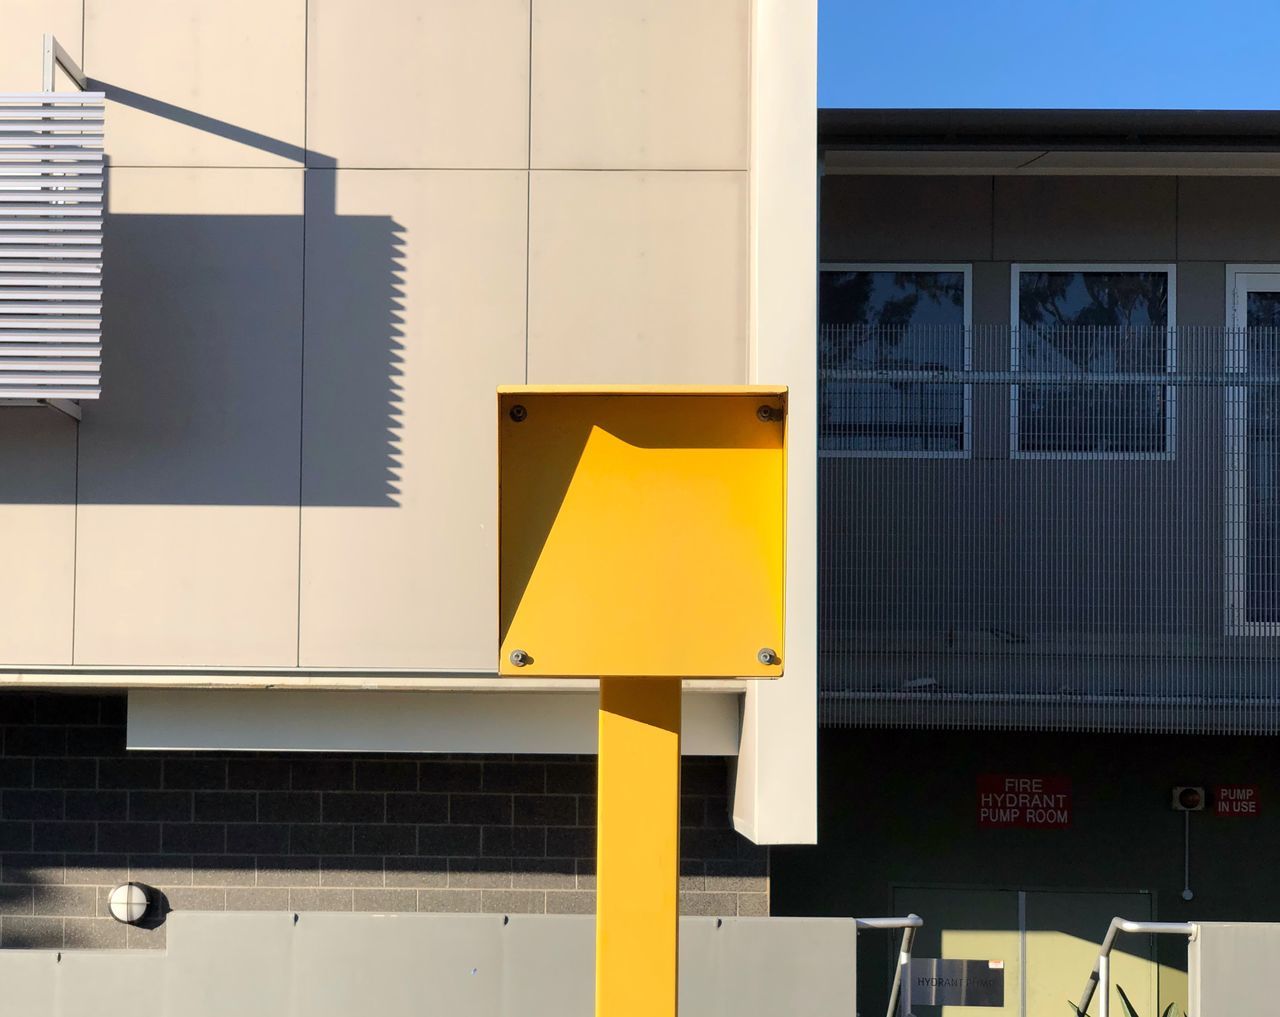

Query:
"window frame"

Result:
[[1009, 262, 1178, 461], [818, 261, 973, 460], [1225, 264, 1280, 636]]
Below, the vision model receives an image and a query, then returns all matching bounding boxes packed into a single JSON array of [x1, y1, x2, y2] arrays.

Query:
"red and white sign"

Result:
[[1214, 785, 1260, 817], [978, 774, 1071, 828]]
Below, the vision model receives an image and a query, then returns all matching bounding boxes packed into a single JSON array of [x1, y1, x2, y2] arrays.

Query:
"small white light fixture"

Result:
[[107, 882, 151, 924]]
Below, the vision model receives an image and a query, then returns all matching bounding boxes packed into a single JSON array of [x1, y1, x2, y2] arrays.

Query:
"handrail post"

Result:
[[887, 924, 916, 1017], [1078, 918, 1196, 1016], [855, 915, 922, 1017]]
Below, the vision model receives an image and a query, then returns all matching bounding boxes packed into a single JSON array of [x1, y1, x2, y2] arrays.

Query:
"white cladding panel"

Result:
[[0, 92, 103, 400]]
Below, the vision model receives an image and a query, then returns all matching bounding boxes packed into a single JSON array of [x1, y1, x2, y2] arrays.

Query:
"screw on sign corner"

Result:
[[509, 649, 532, 667], [757, 405, 781, 422], [509, 404, 528, 423], [757, 648, 779, 666]]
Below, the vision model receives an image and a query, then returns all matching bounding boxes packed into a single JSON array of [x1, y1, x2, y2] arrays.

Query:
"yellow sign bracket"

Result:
[[497, 385, 787, 1017]]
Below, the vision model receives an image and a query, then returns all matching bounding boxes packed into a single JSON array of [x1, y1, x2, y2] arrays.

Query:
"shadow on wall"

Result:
[[4, 84, 406, 507], [0, 693, 762, 950]]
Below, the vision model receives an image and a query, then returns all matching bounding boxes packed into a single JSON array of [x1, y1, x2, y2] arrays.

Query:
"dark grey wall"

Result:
[[819, 175, 1280, 703], [0, 693, 767, 950], [773, 728, 1280, 1016]]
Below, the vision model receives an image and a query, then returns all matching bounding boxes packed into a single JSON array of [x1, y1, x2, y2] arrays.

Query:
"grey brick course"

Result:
[[416, 888, 481, 913], [0, 693, 768, 950], [679, 891, 739, 916], [480, 889, 544, 914], [2, 915, 62, 948], [0, 886, 32, 915], [546, 890, 595, 914], [320, 856, 383, 887], [226, 886, 289, 911], [32, 884, 95, 917], [65, 917, 127, 949], [384, 856, 447, 888], [290, 887, 353, 911], [353, 888, 416, 912]]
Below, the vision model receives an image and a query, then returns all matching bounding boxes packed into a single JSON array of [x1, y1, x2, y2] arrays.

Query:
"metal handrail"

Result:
[[855, 914, 923, 1017], [1077, 918, 1197, 1017]]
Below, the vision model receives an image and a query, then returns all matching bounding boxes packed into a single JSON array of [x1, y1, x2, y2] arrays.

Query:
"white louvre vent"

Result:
[[0, 92, 104, 402]]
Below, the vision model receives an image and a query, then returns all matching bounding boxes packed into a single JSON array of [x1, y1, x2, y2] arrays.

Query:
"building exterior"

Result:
[[0, 0, 817, 954], [773, 109, 1280, 1016]]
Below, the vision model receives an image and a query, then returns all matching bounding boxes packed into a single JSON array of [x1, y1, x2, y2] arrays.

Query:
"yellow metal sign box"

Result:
[[497, 385, 786, 679]]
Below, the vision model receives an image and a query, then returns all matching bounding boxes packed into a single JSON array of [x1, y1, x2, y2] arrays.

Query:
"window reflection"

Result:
[[1016, 270, 1171, 455], [1247, 293, 1280, 623], [819, 270, 967, 455]]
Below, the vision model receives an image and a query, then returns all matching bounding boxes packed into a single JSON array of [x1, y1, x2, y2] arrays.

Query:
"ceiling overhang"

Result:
[[820, 108, 1280, 175]]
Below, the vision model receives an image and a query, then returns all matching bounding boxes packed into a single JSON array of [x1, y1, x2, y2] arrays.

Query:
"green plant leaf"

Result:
[[1160, 1004, 1176, 1017], [1066, 1001, 1090, 1017], [1115, 984, 1141, 1017]]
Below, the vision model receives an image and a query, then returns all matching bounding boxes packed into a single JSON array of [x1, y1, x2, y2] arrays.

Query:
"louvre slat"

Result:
[[0, 358, 97, 370], [0, 125, 104, 134], [0, 156, 101, 163], [0, 93, 105, 100], [0, 289, 101, 298], [0, 230, 101, 238], [0, 176, 101, 183], [0, 260, 100, 272], [0, 370, 97, 382], [0, 110, 104, 119], [0, 170, 102, 178], [0, 200, 102, 209], [0, 332, 101, 342], [0, 342, 99, 354], [0, 385, 98, 395], [0, 281, 101, 290], [0, 302, 100, 313], [0, 316, 100, 328], [0, 222, 101, 231], [0, 247, 102, 257]]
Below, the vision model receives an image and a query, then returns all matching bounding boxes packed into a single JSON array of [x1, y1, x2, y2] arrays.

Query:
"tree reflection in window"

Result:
[[1246, 293, 1280, 623], [819, 270, 966, 454], [1016, 270, 1171, 455]]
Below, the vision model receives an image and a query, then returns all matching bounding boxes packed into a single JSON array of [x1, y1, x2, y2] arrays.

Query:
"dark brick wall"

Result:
[[0, 693, 768, 949]]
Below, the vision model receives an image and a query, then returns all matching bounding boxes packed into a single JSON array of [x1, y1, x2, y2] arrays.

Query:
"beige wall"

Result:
[[0, 0, 758, 671], [0, 1, 816, 843]]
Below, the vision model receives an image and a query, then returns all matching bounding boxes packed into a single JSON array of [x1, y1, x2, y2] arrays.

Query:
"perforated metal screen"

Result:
[[819, 324, 1280, 733]]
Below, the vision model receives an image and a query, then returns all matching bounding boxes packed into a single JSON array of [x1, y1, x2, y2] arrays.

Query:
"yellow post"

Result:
[[596, 677, 682, 1017]]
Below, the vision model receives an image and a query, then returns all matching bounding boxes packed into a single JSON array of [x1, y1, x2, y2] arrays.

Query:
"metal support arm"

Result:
[[43, 33, 87, 91]]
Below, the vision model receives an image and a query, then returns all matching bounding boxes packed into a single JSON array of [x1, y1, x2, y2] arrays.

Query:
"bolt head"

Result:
[[509, 649, 530, 667], [509, 404, 528, 422], [757, 647, 778, 666], [757, 405, 774, 422]]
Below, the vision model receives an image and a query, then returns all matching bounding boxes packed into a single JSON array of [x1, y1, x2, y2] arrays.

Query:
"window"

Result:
[[819, 265, 971, 457], [1011, 265, 1176, 459], [1227, 267, 1280, 634]]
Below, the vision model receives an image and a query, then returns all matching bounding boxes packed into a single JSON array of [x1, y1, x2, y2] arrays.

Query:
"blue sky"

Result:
[[820, 0, 1280, 110]]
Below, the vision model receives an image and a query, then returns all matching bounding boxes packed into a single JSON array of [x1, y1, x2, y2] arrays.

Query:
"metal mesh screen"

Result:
[[819, 324, 1280, 734]]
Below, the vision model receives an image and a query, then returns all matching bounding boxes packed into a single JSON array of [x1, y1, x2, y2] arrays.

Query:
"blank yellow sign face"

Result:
[[498, 386, 786, 678]]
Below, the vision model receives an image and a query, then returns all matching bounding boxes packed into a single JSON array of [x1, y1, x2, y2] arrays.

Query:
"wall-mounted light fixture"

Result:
[[107, 882, 152, 925]]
